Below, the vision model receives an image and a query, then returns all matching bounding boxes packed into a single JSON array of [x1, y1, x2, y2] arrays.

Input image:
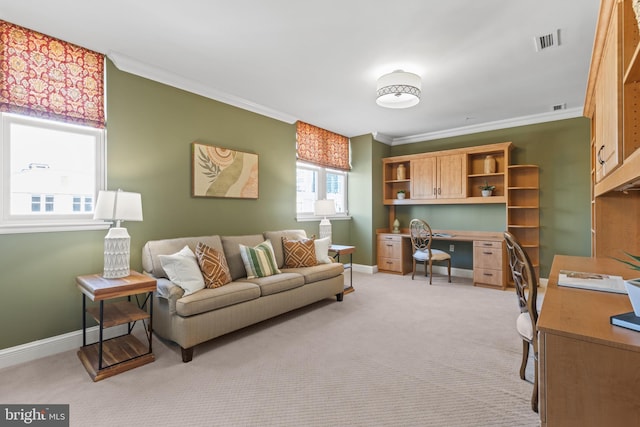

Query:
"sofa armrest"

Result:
[[156, 277, 185, 314]]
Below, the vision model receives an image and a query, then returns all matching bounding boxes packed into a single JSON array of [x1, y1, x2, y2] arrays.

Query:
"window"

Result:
[[0, 113, 106, 233], [296, 161, 348, 219]]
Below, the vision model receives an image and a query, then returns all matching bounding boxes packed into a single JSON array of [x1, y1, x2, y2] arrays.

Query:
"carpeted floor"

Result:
[[0, 271, 541, 426]]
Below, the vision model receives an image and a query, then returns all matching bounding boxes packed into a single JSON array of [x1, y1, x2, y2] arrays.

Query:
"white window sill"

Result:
[[0, 220, 111, 234], [296, 215, 352, 222]]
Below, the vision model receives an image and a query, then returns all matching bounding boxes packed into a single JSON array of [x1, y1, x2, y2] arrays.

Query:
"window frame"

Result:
[[0, 113, 108, 234], [296, 161, 350, 221]]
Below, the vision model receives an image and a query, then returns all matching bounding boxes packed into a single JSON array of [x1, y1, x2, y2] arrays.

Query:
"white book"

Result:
[[558, 270, 627, 294]]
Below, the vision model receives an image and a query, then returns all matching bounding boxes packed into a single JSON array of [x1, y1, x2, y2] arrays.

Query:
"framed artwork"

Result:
[[192, 142, 259, 199]]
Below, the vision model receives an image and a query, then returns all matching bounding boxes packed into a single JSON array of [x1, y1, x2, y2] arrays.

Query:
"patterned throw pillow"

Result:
[[239, 240, 281, 279], [283, 238, 318, 268], [195, 242, 232, 288]]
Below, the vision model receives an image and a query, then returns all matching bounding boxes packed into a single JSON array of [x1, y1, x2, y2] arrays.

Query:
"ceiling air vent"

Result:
[[534, 29, 561, 52]]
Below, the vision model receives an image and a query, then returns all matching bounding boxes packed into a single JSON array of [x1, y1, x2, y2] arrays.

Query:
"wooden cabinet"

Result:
[[594, 0, 622, 183], [382, 141, 511, 206], [473, 240, 506, 289], [377, 233, 412, 274], [410, 153, 465, 200], [586, 0, 640, 258], [507, 165, 540, 278]]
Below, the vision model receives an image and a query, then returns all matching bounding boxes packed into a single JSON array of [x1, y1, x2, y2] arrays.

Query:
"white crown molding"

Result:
[[107, 51, 299, 125], [373, 107, 584, 146]]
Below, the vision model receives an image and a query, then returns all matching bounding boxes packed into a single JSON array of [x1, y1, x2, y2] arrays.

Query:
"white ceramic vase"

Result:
[[397, 192, 406, 199], [481, 190, 492, 197]]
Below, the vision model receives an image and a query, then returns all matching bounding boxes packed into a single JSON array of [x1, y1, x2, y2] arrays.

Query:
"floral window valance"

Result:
[[0, 20, 105, 128], [296, 121, 350, 171]]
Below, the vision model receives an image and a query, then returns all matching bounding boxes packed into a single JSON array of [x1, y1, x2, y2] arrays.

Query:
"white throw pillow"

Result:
[[159, 245, 205, 296], [314, 237, 332, 264]]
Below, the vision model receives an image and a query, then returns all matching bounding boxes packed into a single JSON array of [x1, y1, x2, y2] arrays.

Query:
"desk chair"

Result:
[[409, 219, 451, 284], [504, 231, 539, 413]]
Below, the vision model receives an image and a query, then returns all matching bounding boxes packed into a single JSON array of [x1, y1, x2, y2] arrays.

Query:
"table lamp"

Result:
[[93, 189, 143, 278], [314, 199, 336, 243]]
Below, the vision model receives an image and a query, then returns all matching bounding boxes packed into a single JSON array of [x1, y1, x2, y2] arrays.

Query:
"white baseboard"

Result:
[[0, 325, 128, 370]]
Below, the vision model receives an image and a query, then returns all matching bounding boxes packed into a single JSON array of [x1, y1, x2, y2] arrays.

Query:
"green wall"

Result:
[[378, 117, 592, 276], [0, 60, 591, 351]]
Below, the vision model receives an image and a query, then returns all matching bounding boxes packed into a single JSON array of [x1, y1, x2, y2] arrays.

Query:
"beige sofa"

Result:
[[141, 230, 345, 362]]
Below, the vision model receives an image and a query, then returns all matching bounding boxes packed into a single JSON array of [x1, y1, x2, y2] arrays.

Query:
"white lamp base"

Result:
[[319, 218, 332, 244], [103, 227, 131, 279]]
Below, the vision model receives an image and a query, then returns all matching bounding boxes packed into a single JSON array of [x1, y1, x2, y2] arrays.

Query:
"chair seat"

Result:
[[517, 312, 534, 341], [413, 249, 451, 262]]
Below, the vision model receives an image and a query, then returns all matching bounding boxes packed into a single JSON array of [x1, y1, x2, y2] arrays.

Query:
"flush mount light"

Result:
[[376, 70, 421, 109]]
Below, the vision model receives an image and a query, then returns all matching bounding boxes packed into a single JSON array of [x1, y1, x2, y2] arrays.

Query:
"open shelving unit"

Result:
[[507, 165, 540, 278]]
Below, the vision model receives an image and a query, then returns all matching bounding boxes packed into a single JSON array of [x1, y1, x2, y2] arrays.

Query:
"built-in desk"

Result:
[[539, 255, 640, 426], [376, 229, 508, 289]]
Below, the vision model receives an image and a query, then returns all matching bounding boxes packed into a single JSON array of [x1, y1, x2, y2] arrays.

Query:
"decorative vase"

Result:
[[634, 0, 640, 32], [484, 155, 496, 174], [397, 192, 406, 199], [397, 164, 406, 180], [392, 218, 400, 233], [481, 189, 492, 197]]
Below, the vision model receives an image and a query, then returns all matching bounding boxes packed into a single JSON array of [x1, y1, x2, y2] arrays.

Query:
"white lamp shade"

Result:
[[376, 70, 421, 109], [94, 190, 143, 222], [314, 199, 336, 217]]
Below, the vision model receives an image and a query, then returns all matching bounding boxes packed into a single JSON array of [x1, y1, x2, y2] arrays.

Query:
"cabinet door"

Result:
[[411, 157, 437, 199], [437, 153, 466, 199], [595, 4, 622, 182]]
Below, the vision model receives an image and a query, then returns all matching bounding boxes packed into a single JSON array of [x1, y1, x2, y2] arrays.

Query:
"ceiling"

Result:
[[0, 0, 601, 144]]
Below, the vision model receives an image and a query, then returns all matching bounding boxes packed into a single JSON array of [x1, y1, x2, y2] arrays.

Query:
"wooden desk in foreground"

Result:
[[538, 255, 640, 426], [376, 229, 507, 289]]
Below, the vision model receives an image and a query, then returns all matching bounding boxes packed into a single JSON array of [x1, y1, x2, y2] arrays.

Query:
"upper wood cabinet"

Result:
[[594, 0, 622, 183], [382, 142, 511, 205], [585, 0, 640, 258], [410, 153, 465, 200]]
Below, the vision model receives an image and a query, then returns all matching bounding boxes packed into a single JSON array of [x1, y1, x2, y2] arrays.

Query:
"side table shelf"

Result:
[[76, 271, 156, 382], [329, 244, 356, 295]]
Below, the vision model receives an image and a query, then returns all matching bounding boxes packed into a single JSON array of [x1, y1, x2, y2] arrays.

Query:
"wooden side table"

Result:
[[76, 271, 156, 381], [329, 244, 356, 295]]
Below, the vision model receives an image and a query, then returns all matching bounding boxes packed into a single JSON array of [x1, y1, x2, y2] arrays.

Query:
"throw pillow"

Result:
[[283, 237, 318, 268], [314, 237, 332, 264], [158, 245, 205, 296], [195, 242, 232, 289], [239, 239, 281, 279]]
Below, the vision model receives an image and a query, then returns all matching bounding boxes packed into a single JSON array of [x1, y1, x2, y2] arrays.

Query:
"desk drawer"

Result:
[[474, 268, 502, 287], [378, 257, 402, 273], [377, 237, 402, 259], [473, 244, 503, 270]]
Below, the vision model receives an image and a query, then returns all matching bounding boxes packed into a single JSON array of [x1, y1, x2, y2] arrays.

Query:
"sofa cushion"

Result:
[[241, 272, 305, 296], [221, 234, 266, 280], [283, 237, 318, 268], [195, 242, 232, 289], [239, 240, 281, 279], [158, 246, 205, 296], [142, 235, 223, 278], [314, 237, 333, 264], [281, 262, 344, 284], [175, 281, 261, 317], [263, 230, 307, 268]]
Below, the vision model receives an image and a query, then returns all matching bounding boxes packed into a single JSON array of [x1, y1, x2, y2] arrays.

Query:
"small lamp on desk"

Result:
[[314, 199, 336, 243], [93, 189, 143, 279]]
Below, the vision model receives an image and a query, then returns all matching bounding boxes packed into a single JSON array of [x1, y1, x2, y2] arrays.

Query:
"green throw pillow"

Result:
[[239, 240, 281, 279]]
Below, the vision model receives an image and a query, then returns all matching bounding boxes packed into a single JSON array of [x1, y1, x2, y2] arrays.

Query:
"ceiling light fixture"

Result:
[[376, 70, 421, 109]]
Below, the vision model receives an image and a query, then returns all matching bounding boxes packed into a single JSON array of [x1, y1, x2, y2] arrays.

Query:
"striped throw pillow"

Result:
[[239, 240, 281, 279]]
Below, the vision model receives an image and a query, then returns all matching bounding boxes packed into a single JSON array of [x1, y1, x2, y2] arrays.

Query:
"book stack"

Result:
[[611, 312, 640, 332]]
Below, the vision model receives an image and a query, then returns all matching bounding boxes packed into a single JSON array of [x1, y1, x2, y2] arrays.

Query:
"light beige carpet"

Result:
[[0, 271, 541, 426]]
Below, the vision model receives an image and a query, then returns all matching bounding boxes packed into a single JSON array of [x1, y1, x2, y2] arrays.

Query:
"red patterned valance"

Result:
[[0, 21, 105, 128], [296, 121, 350, 171]]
